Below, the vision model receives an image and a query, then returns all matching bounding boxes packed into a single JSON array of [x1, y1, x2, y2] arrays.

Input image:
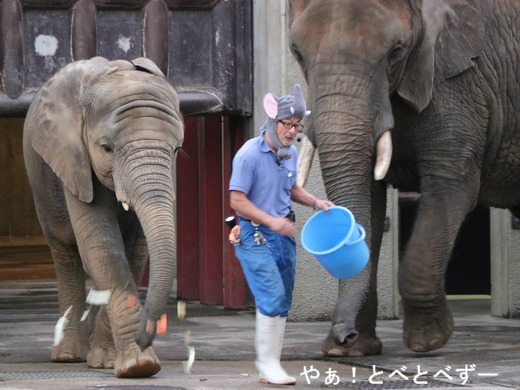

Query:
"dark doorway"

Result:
[[0, 118, 54, 280], [399, 193, 491, 295]]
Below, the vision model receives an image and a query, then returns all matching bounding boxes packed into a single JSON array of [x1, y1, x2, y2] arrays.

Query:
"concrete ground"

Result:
[[0, 279, 519, 389]]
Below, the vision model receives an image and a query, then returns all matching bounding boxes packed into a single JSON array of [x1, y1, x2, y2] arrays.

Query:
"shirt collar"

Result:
[[259, 128, 275, 153]]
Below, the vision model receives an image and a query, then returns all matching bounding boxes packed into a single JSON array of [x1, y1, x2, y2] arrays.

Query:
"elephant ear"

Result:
[[131, 57, 165, 77], [28, 58, 117, 203], [398, 0, 491, 113]]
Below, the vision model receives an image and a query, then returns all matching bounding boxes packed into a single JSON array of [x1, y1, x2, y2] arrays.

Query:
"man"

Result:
[[229, 84, 334, 385]]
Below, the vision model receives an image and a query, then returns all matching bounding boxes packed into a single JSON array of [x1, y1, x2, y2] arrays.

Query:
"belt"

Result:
[[241, 210, 295, 224]]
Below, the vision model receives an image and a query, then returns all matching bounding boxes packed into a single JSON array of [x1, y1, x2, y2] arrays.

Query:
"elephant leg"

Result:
[[25, 163, 89, 362], [106, 287, 160, 378], [322, 275, 382, 357], [88, 267, 160, 377], [49, 241, 89, 362], [399, 182, 476, 352], [114, 215, 161, 377], [64, 185, 160, 378], [87, 306, 116, 369], [87, 212, 148, 370], [323, 180, 386, 357]]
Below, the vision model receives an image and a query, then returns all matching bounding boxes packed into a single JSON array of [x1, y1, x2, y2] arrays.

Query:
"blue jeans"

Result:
[[234, 220, 296, 317]]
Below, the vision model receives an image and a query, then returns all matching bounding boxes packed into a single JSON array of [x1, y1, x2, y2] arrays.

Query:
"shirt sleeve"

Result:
[[229, 151, 254, 195]]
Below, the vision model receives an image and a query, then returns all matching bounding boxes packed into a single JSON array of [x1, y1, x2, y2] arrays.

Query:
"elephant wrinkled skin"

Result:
[[23, 57, 184, 377], [290, 0, 520, 356]]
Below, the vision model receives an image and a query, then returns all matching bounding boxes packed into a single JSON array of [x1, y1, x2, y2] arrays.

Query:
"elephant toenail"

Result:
[[326, 348, 343, 356], [411, 344, 427, 352], [429, 338, 443, 349]]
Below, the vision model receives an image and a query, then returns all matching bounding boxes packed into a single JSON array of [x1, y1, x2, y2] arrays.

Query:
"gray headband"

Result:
[[262, 84, 310, 160]]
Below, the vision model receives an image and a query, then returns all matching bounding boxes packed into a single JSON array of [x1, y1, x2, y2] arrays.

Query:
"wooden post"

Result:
[[198, 116, 224, 304], [176, 116, 201, 300], [222, 117, 247, 308]]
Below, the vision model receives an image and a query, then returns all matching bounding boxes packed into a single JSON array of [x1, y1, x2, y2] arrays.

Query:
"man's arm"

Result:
[[290, 183, 334, 212], [230, 190, 295, 236]]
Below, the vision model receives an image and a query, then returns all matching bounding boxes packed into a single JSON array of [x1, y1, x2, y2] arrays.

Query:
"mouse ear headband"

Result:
[[262, 84, 310, 160], [263, 84, 310, 121]]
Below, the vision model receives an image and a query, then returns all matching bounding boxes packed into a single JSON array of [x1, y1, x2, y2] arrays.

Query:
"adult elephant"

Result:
[[290, 0, 520, 356], [23, 57, 184, 377]]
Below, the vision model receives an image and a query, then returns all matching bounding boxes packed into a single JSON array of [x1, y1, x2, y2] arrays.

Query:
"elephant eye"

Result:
[[100, 143, 113, 153], [388, 44, 404, 65], [291, 43, 305, 66]]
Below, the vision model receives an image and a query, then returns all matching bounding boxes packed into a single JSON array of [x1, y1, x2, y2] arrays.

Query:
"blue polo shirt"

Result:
[[230, 129, 298, 219]]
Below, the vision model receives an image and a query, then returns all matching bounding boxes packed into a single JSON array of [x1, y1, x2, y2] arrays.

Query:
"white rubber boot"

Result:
[[255, 310, 296, 385]]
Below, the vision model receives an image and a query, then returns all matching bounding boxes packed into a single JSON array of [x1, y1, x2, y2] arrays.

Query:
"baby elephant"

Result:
[[23, 56, 184, 377]]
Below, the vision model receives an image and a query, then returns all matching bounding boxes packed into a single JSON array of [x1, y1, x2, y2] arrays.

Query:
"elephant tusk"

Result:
[[297, 134, 315, 187], [374, 131, 393, 181], [122, 202, 130, 211]]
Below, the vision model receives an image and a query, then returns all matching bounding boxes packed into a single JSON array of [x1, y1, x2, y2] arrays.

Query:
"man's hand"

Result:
[[314, 198, 335, 213], [269, 217, 295, 237], [229, 225, 242, 244]]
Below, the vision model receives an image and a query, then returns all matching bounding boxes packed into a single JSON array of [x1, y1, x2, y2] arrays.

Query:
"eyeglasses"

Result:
[[279, 120, 304, 131]]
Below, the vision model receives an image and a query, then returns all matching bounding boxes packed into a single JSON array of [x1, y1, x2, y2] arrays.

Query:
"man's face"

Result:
[[276, 116, 303, 146]]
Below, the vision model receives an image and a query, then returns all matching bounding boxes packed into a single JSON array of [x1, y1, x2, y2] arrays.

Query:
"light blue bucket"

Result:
[[300, 206, 369, 278]]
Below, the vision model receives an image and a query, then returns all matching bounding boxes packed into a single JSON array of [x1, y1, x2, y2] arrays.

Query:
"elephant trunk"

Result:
[[308, 69, 393, 345], [314, 101, 373, 346], [115, 150, 176, 350], [312, 93, 374, 222], [135, 195, 176, 350]]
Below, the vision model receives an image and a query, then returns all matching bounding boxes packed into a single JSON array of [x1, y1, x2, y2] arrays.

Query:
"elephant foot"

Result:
[[402, 297, 454, 352], [114, 342, 161, 378], [51, 334, 88, 362], [87, 346, 116, 369], [88, 309, 116, 368], [322, 327, 382, 357]]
